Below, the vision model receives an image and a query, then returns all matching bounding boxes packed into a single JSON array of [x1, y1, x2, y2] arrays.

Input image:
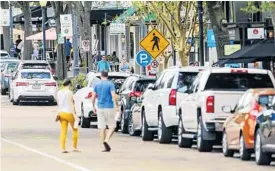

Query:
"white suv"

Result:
[[141, 66, 207, 143]]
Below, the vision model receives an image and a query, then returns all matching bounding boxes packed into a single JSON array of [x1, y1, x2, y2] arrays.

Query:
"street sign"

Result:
[[82, 40, 90, 52], [136, 50, 152, 67], [60, 14, 73, 37], [247, 28, 264, 39], [140, 28, 170, 59], [151, 60, 159, 68], [110, 23, 125, 35], [57, 33, 64, 44], [0, 9, 10, 26]]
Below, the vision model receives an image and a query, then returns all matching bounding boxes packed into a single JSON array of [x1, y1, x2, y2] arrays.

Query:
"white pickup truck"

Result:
[[177, 68, 275, 152]]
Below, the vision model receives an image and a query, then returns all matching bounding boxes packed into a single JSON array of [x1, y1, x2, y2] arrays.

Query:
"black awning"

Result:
[[225, 57, 257, 64], [90, 9, 126, 25], [221, 38, 275, 59]]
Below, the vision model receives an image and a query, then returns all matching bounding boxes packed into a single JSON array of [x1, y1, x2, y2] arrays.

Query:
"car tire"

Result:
[[197, 117, 213, 152], [222, 131, 234, 157], [80, 104, 90, 128], [115, 122, 120, 132], [1, 89, 6, 95], [178, 118, 193, 148], [8, 91, 13, 102], [128, 113, 140, 136], [49, 100, 57, 106], [120, 110, 128, 134], [239, 134, 251, 161], [141, 110, 154, 141], [255, 129, 271, 165], [158, 110, 172, 144]]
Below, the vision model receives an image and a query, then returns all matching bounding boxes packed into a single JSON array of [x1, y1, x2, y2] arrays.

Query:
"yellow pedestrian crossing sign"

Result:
[[140, 28, 170, 59]]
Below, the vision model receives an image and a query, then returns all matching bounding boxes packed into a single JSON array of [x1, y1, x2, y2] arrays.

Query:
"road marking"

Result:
[[1, 137, 91, 171]]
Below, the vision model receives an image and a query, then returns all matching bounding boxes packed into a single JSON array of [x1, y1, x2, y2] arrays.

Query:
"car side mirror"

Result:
[[222, 105, 233, 113], [76, 84, 82, 90], [53, 75, 58, 81]]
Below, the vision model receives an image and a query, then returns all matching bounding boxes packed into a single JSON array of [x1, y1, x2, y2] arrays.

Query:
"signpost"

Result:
[[151, 60, 159, 68], [82, 40, 90, 52], [140, 28, 170, 59], [136, 50, 152, 67], [0, 9, 10, 26], [60, 14, 73, 37]]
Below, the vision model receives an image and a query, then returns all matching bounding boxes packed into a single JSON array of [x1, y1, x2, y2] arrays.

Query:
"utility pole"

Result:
[[9, 2, 15, 58], [170, 14, 176, 66], [73, 10, 79, 76], [198, 1, 204, 66], [41, 5, 46, 60]]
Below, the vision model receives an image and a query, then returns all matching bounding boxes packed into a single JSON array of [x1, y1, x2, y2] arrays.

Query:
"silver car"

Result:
[[1, 60, 19, 95]]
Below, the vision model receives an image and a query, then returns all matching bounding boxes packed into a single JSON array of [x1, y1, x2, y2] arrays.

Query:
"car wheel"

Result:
[[158, 110, 172, 144], [239, 134, 251, 161], [1, 89, 6, 95], [255, 129, 271, 165], [178, 118, 193, 148], [128, 113, 140, 136], [120, 110, 128, 134], [80, 104, 90, 128], [49, 100, 57, 106], [222, 130, 234, 157], [197, 117, 213, 152], [141, 110, 154, 141], [8, 90, 13, 102]]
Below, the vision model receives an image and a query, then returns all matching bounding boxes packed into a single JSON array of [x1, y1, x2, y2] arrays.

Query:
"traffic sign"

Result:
[[151, 60, 159, 68], [247, 28, 264, 39], [82, 40, 90, 52], [136, 50, 152, 67], [140, 28, 170, 59], [60, 14, 73, 37], [0, 9, 10, 26]]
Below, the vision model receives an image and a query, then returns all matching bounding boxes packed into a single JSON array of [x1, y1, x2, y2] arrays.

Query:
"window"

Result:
[[204, 73, 273, 91], [6, 63, 18, 73], [21, 72, 51, 79], [134, 80, 155, 92], [154, 72, 165, 90], [177, 72, 199, 93], [258, 94, 275, 108], [158, 73, 167, 89], [164, 72, 175, 88]]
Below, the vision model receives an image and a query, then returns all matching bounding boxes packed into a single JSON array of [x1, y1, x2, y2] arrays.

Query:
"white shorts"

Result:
[[97, 108, 116, 129]]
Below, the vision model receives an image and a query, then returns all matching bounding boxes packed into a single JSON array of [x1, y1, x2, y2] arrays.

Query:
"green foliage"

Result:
[[242, 1, 275, 13], [58, 73, 88, 93]]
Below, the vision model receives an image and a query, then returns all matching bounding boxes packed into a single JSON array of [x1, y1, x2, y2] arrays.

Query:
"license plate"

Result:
[[215, 123, 224, 131], [32, 85, 41, 89]]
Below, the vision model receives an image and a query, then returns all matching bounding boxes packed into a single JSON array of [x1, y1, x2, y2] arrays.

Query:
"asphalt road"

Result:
[[1, 95, 274, 171]]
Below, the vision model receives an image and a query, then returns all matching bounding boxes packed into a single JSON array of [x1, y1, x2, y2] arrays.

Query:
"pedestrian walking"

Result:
[[119, 55, 130, 72], [56, 79, 80, 153], [92, 71, 120, 152], [65, 39, 72, 71], [97, 56, 111, 72]]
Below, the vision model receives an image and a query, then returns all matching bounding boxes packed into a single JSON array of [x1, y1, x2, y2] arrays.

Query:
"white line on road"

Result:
[[1, 137, 91, 171]]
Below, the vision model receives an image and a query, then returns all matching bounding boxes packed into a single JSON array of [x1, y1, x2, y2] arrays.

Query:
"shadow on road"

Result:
[[18, 101, 55, 106]]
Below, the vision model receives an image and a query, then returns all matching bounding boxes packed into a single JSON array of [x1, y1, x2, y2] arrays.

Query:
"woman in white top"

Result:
[[56, 79, 79, 153]]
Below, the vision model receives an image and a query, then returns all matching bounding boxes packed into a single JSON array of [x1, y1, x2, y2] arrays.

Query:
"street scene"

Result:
[[1, 1, 275, 171]]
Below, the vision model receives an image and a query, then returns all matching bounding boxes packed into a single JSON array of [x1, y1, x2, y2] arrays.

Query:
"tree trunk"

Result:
[[1, 2, 11, 52], [271, 5, 275, 40], [22, 3, 33, 60], [163, 57, 169, 69], [178, 50, 188, 66], [206, 2, 229, 58]]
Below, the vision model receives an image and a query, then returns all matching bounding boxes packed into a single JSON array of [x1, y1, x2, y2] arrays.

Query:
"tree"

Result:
[[51, 1, 68, 80], [205, 2, 229, 59], [133, 1, 198, 67], [12, 1, 33, 60], [0, 2, 11, 52]]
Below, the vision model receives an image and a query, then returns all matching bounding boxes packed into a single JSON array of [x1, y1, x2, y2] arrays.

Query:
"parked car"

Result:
[[128, 83, 155, 136], [118, 75, 156, 133], [221, 88, 275, 161], [74, 72, 130, 128], [255, 93, 275, 165], [140, 66, 207, 143], [1, 60, 19, 95], [178, 68, 275, 152], [9, 68, 58, 105], [0, 50, 11, 58]]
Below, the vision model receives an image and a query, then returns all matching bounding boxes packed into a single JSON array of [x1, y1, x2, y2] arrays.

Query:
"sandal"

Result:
[[102, 142, 111, 152]]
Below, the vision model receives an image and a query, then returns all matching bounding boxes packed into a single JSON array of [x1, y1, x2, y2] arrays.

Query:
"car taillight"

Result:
[[44, 82, 56, 86], [129, 91, 142, 97], [85, 92, 93, 99], [16, 82, 29, 86], [206, 96, 214, 113], [230, 69, 248, 73], [169, 89, 177, 106], [250, 100, 260, 120]]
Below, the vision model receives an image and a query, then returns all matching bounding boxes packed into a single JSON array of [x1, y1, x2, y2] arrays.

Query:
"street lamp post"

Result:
[[9, 2, 15, 58], [198, 1, 204, 66], [39, 1, 47, 60]]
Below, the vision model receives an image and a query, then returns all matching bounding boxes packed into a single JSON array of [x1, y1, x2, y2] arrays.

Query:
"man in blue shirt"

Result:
[[65, 39, 72, 70], [97, 56, 110, 72], [92, 71, 119, 152]]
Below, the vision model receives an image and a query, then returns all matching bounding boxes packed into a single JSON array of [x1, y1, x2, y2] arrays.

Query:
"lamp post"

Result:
[[39, 1, 47, 60], [9, 2, 15, 58], [198, 1, 204, 66]]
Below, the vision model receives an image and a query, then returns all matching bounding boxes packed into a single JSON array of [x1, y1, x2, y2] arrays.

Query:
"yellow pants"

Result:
[[59, 112, 79, 150]]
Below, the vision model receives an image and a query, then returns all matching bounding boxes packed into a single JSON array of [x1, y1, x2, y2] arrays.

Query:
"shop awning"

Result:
[[26, 28, 72, 40]]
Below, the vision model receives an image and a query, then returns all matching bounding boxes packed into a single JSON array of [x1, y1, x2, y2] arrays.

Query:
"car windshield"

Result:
[[22, 63, 49, 69], [6, 62, 18, 73], [21, 72, 51, 79], [205, 73, 273, 91], [134, 80, 155, 92], [177, 72, 199, 93], [258, 94, 275, 108], [95, 75, 127, 90]]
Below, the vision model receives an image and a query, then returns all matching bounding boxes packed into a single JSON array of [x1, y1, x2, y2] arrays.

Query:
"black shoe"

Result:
[[102, 142, 111, 152]]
